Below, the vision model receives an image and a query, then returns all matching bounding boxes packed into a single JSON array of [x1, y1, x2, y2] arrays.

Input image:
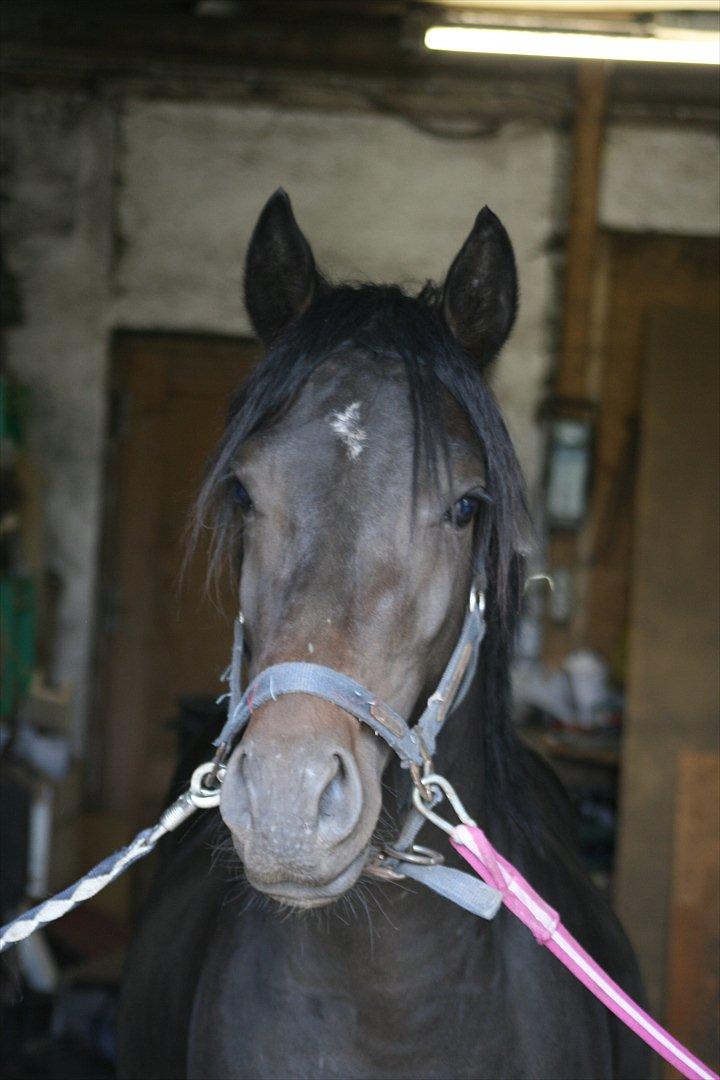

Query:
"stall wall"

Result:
[[1, 93, 115, 732]]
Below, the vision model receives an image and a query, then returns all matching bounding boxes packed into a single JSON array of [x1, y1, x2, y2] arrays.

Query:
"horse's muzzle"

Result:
[[219, 700, 383, 904]]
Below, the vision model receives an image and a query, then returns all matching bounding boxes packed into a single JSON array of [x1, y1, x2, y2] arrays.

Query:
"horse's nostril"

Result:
[[318, 755, 344, 821], [221, 748, 253, 839], [317, 751, 362, 845]]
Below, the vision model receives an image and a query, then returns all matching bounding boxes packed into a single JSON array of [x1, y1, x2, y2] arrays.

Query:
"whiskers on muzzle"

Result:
[[204, 802, 411, 937]]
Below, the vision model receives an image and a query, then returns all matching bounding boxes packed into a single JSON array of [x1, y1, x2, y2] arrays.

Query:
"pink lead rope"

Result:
[[450, 822, 718, 1080]]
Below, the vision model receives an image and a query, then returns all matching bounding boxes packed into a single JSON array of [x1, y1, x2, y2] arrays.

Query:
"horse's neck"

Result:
[[272, 860, 489, 1014]]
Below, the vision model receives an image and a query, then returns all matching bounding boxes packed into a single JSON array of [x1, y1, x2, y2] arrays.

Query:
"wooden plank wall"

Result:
[[665, 751, 720, 1077], [614, 301, 719, 1029]]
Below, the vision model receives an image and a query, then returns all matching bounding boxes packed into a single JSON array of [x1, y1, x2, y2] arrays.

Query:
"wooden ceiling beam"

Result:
[[1, 0, 717, 126]]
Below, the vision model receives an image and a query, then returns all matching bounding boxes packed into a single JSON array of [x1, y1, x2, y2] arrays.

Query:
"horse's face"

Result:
[[218, 191, 517, 907], [220, 362, 484, 905]]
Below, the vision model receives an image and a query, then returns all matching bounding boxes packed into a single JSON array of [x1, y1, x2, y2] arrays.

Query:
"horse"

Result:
[[117, 189, 650, 1079]]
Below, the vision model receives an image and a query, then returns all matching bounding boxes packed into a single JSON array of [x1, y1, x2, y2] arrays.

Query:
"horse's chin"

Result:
[[247, 846, 369, 909]]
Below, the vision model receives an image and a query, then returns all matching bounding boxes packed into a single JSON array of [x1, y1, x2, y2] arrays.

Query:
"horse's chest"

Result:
[[186, 912, 616, 1080], [195, 975, 363, 1078], [188, 929, 510, 1079]]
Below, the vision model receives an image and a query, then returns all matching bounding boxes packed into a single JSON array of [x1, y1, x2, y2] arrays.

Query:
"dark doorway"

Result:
[[93, 334, 259, 837]]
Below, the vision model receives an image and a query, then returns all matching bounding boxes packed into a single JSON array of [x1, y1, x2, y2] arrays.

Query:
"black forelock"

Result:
[[195, 281, 527, 614]]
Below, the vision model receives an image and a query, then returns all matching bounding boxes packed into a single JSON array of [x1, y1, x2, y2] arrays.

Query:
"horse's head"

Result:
[[204, 191, 522, 907]]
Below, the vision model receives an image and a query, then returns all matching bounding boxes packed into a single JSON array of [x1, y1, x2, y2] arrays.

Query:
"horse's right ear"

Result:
[[244, 189, 319, 345]]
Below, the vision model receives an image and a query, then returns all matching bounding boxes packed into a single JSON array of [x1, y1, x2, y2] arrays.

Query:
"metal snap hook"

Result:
[[411, 773, 477, 835]]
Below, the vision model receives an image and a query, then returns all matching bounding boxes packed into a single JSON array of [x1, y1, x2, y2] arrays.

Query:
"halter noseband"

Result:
[[213, 580, 486, 777]]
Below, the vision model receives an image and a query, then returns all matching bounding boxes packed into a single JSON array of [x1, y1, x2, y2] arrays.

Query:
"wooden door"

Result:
[[93, 335, 260, 828], [614, 303, 719, 1045], [665, 750, 720, 1076], [582, 236, 719, 673]]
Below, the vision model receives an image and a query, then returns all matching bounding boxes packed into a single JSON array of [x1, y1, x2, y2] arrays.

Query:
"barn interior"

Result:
[[1, 1, 718, 1076]]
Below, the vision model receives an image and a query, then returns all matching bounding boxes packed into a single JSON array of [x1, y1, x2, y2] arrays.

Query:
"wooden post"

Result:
[[544, 61, 607, 665], [557, 61, 607, 399]]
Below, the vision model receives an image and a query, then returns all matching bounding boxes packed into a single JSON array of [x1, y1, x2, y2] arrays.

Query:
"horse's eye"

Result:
[[231, 478, 253, 512], [447, 494, 481, 528]]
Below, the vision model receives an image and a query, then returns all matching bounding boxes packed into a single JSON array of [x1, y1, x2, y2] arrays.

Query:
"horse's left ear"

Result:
[[441, 206, 518, 369]]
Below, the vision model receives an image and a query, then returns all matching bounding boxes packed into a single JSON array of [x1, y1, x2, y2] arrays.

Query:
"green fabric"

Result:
[[0, 576, 36, 717], [0, 376, 31, 446]]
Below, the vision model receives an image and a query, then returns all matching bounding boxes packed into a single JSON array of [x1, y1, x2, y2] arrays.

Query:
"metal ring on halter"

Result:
[[204, 742, 231, 787], [190, 762, 227, 808], [409, 746, 435, 803], [380, 843, 444, 866]]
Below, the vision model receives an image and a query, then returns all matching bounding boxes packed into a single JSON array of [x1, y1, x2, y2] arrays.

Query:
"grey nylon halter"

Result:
[[215, 586, 484, 767], [212, 580, 502, 920]]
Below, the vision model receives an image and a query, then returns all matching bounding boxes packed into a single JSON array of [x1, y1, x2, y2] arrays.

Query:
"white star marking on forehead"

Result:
[[330, 401, 367, 460]]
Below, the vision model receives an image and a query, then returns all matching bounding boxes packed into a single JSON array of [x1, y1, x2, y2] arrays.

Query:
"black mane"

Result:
[[194, 281, 548, 844]]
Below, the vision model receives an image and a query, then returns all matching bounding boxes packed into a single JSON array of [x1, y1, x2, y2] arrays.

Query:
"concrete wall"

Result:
[[601, 125, 720, 236], [1, 88, 718, 742], [115, 101, 563, 483], [1, 91, 115, 736]]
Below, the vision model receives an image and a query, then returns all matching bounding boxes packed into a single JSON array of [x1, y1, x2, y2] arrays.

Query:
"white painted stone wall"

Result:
[[601, 125, 720, 236], [1, 91, 115, 738], [115, 101, 563, 488], [2, 89, 718, 742]]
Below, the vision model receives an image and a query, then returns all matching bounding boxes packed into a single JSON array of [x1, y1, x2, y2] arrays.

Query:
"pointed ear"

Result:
[[442, 206, 518, 369], [244, 189, 319, 344]]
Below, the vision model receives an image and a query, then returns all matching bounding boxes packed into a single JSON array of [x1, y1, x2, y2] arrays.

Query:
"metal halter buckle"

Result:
[[364, 855, 406, 882]]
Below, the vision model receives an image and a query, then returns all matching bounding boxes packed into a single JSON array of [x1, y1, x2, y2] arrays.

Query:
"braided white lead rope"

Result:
[[0, 763, 223, 954], [0, 826, 159, 951]]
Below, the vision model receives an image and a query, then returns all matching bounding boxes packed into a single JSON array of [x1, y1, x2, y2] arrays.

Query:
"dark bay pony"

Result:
[[118, 191, 649, 1079]]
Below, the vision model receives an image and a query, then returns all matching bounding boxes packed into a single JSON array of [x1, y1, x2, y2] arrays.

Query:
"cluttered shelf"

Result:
[[512, 649, 625, 890], [520, 725, 620, 770]]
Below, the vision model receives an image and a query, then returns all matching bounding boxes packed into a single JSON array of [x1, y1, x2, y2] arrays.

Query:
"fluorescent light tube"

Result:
[[424, 25, 720, 65]]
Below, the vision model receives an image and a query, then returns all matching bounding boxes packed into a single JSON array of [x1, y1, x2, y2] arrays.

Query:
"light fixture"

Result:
[[424, 25, 719, 65], [540, 400, 596, 531]]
